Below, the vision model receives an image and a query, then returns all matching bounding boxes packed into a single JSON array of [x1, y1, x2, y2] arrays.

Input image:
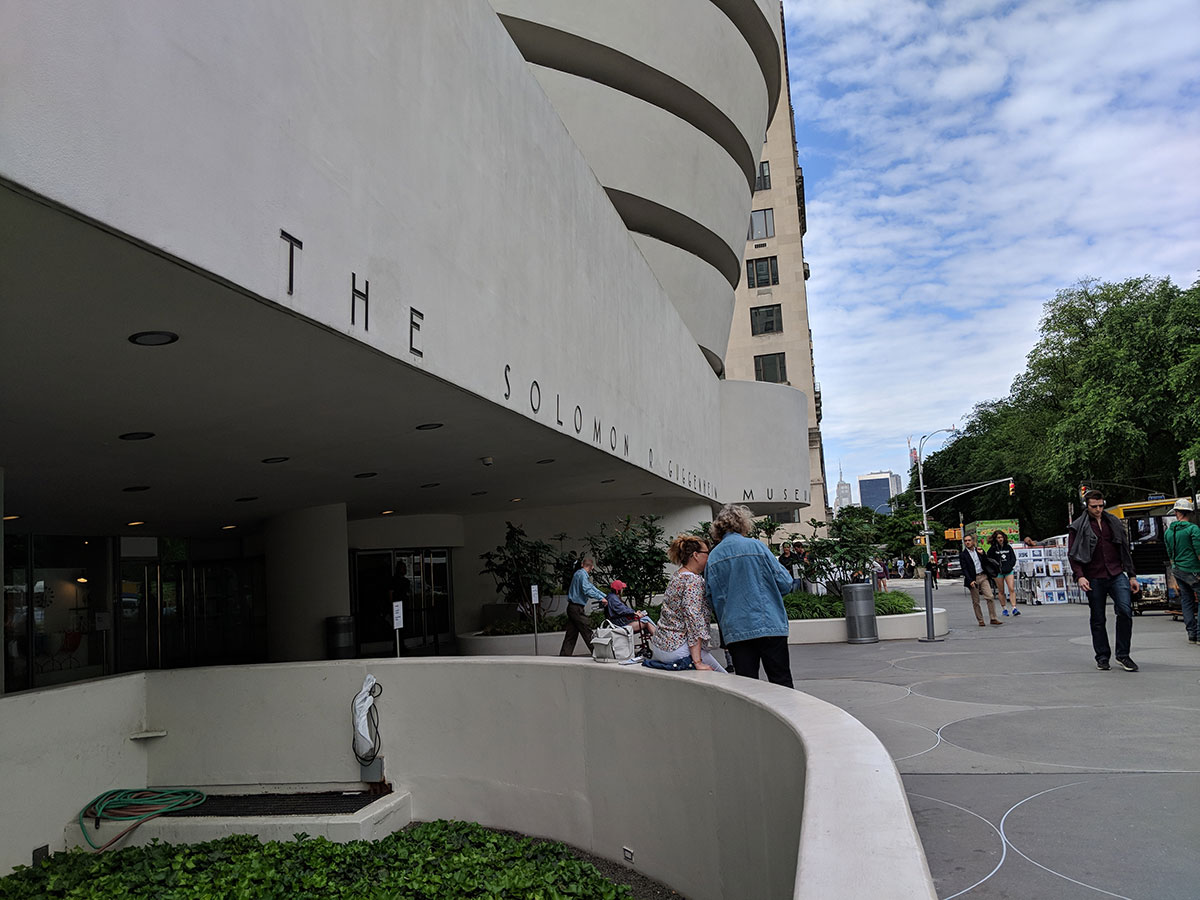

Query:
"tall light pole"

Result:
[[917, 427, 957, 641]]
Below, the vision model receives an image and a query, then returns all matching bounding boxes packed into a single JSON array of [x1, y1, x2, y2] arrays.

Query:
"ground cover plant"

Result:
[[782, 590, 915, 620], [0, 820, 632, 900]]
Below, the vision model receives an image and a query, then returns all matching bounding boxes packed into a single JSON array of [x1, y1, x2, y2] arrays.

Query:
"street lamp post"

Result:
[[917, 427, 957, 642]]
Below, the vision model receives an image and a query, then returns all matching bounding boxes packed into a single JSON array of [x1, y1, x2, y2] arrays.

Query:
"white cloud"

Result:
[[782, 0, 1199, 500]]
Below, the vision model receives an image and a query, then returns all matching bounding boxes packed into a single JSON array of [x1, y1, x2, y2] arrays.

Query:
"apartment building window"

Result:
[[750, 304, 783, 335], [754, 352, 787, 383], [748, 208, 775, 240], [754, 160, 771, 192], [746, 256, 779, 288]]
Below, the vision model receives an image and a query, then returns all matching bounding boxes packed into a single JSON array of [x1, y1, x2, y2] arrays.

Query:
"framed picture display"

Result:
[[1048, 560, 1064, 576], [1033, 562, 1047, 577]]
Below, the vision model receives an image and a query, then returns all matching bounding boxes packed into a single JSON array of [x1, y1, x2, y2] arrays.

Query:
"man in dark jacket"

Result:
[[1068, 490, 1140, 671], [960, 534, 1001, 626]]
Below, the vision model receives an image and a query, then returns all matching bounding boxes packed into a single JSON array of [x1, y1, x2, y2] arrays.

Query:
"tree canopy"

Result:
[[920, 275, 1200, 538]]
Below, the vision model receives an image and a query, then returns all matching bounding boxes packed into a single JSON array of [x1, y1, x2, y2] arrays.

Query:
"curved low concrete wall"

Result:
[[788, 609, 949, 643], [457, 629, 572, 655], [0, 660, 935, 899]]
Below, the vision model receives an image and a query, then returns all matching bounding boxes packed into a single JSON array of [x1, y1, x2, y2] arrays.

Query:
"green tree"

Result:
[[922, 275, 1200, 538], [585, 515, 670, 605], [478, 523, 559, 624]]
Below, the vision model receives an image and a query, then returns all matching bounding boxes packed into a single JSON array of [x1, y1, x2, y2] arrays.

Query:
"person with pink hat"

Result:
[[601, 579, 655, 637]]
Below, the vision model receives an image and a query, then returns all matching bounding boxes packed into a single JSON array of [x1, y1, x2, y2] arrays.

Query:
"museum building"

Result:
[[0, 0, 811, 693]]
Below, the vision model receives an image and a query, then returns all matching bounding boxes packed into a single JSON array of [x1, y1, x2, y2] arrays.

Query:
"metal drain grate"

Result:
[[164, 790, 387, 817]]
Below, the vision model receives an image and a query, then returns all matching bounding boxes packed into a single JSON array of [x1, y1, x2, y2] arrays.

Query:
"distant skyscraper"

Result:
[[834, 464, 852, 515], [859, 470, 900, 514]]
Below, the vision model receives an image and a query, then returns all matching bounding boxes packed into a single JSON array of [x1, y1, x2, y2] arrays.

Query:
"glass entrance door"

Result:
[[353, 548, 453, 656]]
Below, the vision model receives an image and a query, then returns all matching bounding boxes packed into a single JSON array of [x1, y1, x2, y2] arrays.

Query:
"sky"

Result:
[[780, 0, 1200, 503]]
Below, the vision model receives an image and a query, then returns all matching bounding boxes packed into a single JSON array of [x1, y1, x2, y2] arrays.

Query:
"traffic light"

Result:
[[1009, 480, 1016, 496], [1079, 484, 1089, 499]]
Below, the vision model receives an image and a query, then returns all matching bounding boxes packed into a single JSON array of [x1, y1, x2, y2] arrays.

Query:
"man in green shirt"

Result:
[[1164, 498, 1200, 643]]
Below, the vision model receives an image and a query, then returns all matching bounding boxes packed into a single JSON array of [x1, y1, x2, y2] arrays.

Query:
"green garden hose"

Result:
[[78, 788, 206, 851]]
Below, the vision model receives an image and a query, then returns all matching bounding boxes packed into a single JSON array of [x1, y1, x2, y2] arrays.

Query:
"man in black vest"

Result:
[[1068, 490, 1140, 671]]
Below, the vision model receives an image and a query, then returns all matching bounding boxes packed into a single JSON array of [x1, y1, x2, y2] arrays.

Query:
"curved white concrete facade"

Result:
[[632, 233, 737, 368], [0, 661, 936, 899], [489, 0, 783, 374], [491, 0, 771, 172], [528, 66, 750, 285]]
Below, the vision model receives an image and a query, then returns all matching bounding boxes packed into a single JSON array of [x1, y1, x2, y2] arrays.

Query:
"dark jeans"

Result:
[[1085, 574, 1133, 661], [728, 636, 793, 688], [1175, 571, 1198, 640], [559, 602, 594, 656]]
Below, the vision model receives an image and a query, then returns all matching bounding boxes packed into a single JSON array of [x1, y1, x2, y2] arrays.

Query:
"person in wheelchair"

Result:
[[601, 580, 655, 637]]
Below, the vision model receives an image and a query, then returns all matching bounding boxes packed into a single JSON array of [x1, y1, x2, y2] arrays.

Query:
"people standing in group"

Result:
[[906, 555, 918, 579], [705, 504, 795, 687], [777, 541, 804, 593], [560, 557, 607, 657], [896, 556, 906, 579], [1164, 498, 1200, 644], [1068, 490, 1140, 671], [648, 535, 725, 671], [960, 534, 1001, 626], [987, 531, 1020, 616]]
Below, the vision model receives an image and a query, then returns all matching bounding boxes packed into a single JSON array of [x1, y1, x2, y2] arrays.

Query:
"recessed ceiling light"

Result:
[[600, 478, 616, 484], [122, 485, 150, 492], [234, 496, 259, 502], [381, 510, 395, 515], [261, 457, 289, 464], [354, 472, 378, 479], [470, 491, 488, 496], [126, 521, 145, 526], [510, 497, 522, 502], [119, 432, 155, 441], [3, 515, 19, 521], [76, 577, 88, 584], [415, 423, 443, 431], [221, 525, 237, 530], [420, 482, 440, 488], [536, 458, 555, 465], [128, 331, 179, 346]]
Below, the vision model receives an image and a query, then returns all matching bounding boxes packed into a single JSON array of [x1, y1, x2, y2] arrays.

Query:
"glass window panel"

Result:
[[750, 304, 783, 335], [754, 352, 787, 383], [748, 209, 775, 240]]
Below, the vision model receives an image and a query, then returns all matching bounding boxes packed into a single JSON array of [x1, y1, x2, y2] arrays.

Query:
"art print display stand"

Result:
[[1013, 545, 1084, 604]]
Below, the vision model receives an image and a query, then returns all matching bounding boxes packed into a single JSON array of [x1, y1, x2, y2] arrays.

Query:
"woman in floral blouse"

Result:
[[649, 534, 726, 671]]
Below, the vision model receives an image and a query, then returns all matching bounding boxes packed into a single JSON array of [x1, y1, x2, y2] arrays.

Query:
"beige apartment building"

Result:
[[725, 22, 831, 536]]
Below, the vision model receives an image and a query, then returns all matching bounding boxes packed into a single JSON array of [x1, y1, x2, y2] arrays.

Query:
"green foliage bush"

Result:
[[0, 820, 632, 899], [782, 590, 915, 620]]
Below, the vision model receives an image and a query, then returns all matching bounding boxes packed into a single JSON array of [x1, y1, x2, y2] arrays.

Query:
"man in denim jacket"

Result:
[[705, 504, 795, 687]]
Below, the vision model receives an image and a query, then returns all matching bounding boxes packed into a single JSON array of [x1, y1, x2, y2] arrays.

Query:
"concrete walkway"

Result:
[[786, 579, 1200, 900]]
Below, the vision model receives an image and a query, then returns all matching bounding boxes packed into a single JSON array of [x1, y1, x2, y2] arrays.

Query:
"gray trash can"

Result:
[[325, 615, 356, 659], [842, 583, 878, 644]]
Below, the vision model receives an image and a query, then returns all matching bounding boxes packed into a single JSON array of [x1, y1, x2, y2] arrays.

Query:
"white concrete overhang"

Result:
[[718, 378, 811, 513], [0, 183, 711, 537]]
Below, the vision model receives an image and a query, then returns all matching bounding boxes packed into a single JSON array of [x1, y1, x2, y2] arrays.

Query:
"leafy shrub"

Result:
[[782, 590, 915, 620], [0, 820, 632, 899]]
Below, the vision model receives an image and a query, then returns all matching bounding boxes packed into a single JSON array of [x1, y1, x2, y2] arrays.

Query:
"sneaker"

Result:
[[1116, 657, 1138, 672], [990, 619, 1003, 625], [1096, 659, 1110, 670], [1012, 608, 1021, 616], [1002, 608, 1010, 616], [1188, 635, 1197, 643]]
